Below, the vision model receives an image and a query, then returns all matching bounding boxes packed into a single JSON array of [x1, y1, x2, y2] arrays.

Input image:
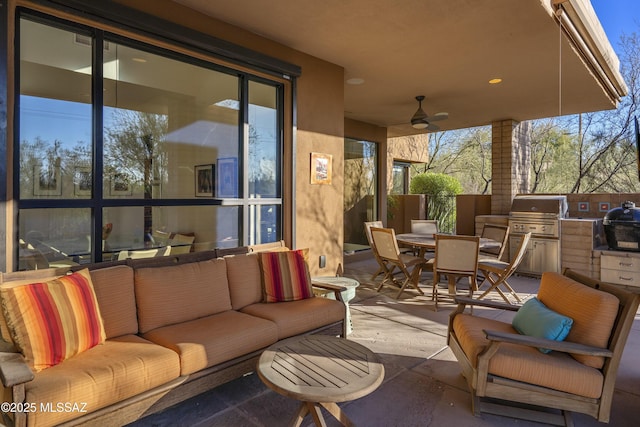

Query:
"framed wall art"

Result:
[[195, 164, 215, 197], [74, 166, 92, 196], [217, 157, 238, 198], [310, 152, 332, 185], [110, 172, 132, 196], [33, 164, 62, 196]]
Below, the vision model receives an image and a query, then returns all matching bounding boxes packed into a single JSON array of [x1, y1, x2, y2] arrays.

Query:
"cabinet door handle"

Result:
[[619, 262, 633, 267], [618, 276, 633, 281]]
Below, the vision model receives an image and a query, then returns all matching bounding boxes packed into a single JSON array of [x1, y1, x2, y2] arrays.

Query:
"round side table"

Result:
[[312, 276, 360, 334]]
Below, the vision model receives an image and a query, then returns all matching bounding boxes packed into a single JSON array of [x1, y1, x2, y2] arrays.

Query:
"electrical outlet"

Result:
[[319, 255, 326, 268]]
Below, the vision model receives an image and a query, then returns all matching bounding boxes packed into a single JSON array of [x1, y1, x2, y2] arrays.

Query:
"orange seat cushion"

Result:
[[453, 313, 604, 399]]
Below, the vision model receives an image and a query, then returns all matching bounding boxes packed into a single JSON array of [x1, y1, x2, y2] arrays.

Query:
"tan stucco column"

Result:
[[491, 120, 531, 214]]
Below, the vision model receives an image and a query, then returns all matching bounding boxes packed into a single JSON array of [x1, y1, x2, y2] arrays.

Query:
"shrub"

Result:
[[410, 173, 463, 196], [410, 173, 462, 233]]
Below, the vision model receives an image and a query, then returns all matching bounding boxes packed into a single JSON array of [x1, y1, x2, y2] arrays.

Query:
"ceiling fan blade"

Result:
[[427, 112, 448, 122], [427, 122, 440, 131]]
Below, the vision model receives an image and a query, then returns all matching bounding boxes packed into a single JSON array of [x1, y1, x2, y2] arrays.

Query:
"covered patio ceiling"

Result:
[[172, 0, 627, 137]]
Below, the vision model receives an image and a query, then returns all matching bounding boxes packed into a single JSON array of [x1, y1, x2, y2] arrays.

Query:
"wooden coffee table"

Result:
[[257, 335, 384, 427]]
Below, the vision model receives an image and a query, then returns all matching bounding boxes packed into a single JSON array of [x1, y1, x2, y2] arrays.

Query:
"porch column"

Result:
[[491, 120, 530, 214]]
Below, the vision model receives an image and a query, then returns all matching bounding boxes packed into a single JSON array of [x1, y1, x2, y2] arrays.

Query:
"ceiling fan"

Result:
[[410, 95, 448, 130]]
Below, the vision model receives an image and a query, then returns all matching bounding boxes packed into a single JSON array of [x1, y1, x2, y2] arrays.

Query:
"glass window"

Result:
[[16, 15, 284, 270], [249, 204, 280, 245], [103, 42, 239, 200], [248, 81, 278, 198], [391, 161, 410, 194], [19, 208, 92, 268], [19, 21, 92, 199], [343, 138, 377, 248], [102, 205, 239, 259]]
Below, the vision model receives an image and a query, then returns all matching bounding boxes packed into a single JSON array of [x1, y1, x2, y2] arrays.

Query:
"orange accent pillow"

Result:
[[1, 269, 105, 371]]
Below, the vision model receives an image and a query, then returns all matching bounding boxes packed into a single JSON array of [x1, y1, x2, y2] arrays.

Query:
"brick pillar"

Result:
[[491, 120, 530, 214]]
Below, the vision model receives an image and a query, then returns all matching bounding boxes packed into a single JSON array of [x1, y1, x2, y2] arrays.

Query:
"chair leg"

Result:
[[394, 266, 425, 299], [431, 274, 439, 311], [370, 266, 384, 281]]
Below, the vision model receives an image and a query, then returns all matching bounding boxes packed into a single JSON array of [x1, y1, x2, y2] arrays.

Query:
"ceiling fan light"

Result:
[[411, 120, 429, 129]]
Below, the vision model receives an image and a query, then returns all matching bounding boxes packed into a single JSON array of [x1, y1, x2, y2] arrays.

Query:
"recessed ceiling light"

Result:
[[346, 77, 365, 85], [489, 78, 502, 84]]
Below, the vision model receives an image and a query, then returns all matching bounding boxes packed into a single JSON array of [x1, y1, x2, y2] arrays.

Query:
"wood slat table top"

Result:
[[257, 335, 384, 403], [396, 233, 499, 250]]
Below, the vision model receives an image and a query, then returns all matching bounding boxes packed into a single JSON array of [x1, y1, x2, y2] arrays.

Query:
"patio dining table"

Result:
[[395, 233, 500, 258]]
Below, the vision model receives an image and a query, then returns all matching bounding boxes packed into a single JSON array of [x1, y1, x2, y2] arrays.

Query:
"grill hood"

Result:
[[510, 195, 568, 218]]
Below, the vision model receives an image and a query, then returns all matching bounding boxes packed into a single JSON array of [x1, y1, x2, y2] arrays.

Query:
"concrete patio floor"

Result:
[[129, 252, 640, 427]]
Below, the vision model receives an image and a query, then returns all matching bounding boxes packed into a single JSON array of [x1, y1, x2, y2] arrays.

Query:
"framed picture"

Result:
[[34, 164, 62, 196], [74, 166, 92, 196], [217, 157, 238, 198], [310, 152, 332, 185], [195, 164, 215, 197], [110, 172, 132, 196]]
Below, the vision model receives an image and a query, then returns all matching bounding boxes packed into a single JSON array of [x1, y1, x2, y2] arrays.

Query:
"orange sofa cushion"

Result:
[[135, 259, 231, 333], [88, 265, 138, 338], [225, 254, 263, 310], [25, 335, 180, 427], [241, 297, 345, 340], [142, 310, 278, 375]]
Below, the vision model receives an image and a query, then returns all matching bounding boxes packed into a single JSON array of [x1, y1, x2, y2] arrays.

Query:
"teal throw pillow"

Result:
[[512, 297, 573, 354]]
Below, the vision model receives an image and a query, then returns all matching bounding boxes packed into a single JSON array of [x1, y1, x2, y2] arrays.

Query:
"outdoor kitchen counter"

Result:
[[560, 218, 605, 278], [594, 248, 640, 292]]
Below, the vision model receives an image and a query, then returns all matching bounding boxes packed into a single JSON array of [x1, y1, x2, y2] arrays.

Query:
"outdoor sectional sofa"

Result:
[[0, 248, 346, 427]]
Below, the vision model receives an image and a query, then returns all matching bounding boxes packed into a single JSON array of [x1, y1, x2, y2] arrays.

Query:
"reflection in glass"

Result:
[[391, 162, 410, 194], [19, 209, 92, 270], [249, 204, 281, 245], [103, 42, 239, 200], [248, 81, 278, 198], [344, 138, 378, 247], [19, 20, 92, 199], [102, 205, 239, 259]]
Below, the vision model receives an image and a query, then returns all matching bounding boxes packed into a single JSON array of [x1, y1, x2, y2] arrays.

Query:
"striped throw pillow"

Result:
[[1, 269, 106, 372], [259, 249, 313, 303]]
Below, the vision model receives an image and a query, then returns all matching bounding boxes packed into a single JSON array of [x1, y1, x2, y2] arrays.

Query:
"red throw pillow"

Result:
[[259, 249, 313, 303]]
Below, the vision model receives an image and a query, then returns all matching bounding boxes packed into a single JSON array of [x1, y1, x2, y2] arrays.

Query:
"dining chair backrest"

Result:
[[119, 248, 163, 260], [505, 232, 531, 275], [411, 219, 438, 235], [434, 234, 480, 275], [364, 221, 384, 248], [479, 224, 510, 260], [370, 227, 401, 263]]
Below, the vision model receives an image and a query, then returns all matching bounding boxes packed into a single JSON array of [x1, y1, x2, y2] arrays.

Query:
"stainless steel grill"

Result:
[[508, 195, 567, 275]]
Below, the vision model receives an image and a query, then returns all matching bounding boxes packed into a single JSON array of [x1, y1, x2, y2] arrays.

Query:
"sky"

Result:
[[591, 0, 640, 53]]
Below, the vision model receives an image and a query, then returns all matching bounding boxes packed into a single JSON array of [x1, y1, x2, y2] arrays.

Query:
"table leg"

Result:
[[321, 401, 356, 427], [290, 402, 328, 427]]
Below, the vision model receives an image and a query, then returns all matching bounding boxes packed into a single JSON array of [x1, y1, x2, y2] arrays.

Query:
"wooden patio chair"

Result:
[[478, 223, 510, 261], [432, 234, 480, 311], [370, 227, 430, 299], [364, 221, 394, 281], [410, 219, 439, 235], [476, 232, 531, 304], [448, 269, 640, 426]]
